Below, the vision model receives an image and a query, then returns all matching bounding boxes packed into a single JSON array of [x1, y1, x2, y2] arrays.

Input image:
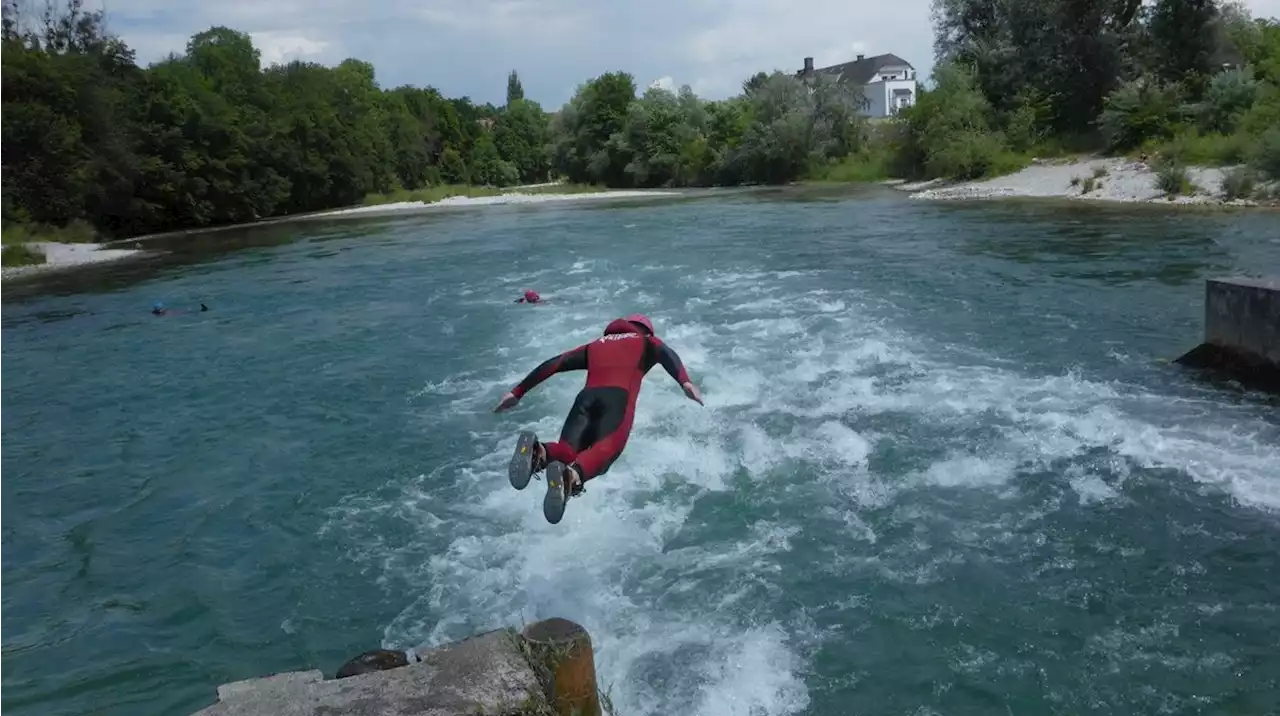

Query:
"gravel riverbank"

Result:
[[2, 242, 145, 281], [896, 155, 1272, 207]]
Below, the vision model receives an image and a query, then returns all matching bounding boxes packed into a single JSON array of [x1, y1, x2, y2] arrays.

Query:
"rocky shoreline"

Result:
[[891, 155, 1277, 208], [2, 241, 146, 281]]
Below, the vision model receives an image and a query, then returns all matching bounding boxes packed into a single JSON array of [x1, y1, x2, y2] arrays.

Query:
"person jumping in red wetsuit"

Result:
[[494, 313, 704, 524]]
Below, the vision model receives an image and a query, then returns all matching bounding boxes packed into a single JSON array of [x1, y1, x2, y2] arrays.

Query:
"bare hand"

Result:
[[682, 382, 704, 406], [494, 392, 520, 412]]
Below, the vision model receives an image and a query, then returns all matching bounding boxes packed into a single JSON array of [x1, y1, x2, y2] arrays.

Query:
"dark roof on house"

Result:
[[798, 53, 913, 85]]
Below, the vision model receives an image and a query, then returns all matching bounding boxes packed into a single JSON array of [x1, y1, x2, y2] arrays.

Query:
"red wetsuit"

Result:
[[509, 318, 692, 482]]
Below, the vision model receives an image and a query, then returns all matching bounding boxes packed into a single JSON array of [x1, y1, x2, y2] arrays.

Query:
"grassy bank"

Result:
[[361, 182, 607, 206], [2, 243, 47, 266], [2, 219, 98, 245]]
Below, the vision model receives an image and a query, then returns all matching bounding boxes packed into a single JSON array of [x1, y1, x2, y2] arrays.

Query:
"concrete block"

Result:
[[191, 627, 546, 716], [1176, 276, 1280, 392]]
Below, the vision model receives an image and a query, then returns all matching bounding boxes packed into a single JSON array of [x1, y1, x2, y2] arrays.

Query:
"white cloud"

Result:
[[251, 32, 329, 67], [96, 0, 1280, 108], [649, 76, 678, 92]]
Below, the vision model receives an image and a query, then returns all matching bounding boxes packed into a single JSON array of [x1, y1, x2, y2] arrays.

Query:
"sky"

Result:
[[83, 0, 1280, 109]]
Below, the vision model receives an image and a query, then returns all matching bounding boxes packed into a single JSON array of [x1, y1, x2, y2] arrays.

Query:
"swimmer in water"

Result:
[[152, 302, 209, 315], [497, 314, 703, 524]]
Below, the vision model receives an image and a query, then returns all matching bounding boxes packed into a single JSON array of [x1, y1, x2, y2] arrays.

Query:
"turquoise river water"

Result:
[[3, 186, 1280, 716]]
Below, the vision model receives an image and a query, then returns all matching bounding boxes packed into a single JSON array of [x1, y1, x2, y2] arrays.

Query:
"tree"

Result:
[[506, 70, 524, 105], [493, 98, 549, 183], [549, 71, 637, 184], [1149, 0, 1221, 94]]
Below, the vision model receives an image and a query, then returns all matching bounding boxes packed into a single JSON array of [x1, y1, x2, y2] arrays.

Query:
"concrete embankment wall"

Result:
[[1176, 276, 1280, 392], [189, 617, 600, 716]]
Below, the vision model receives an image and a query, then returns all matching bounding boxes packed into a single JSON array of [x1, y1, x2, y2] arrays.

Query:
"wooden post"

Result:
[[521, 618, 601, 716]]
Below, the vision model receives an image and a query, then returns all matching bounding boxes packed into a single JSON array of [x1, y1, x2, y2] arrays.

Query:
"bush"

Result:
[[1197, 68, 1260, 133], [1002, 98, 1046, 153], [1, 244, 47, 266], [808, 149, 892, 182], [1098, 79, 1186, 152], [1221, 167, 1258, 199], [1157, 130, 1253, 165], [1154, 159, 1194, 195], [923, 130, 1029, 180], [0, 219, 97, 245], [1249, 126, 1280, 180]]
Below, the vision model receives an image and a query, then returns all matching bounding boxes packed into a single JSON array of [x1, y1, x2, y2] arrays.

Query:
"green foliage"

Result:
[[506, 70, 524, 105], [1220, 166, 1257, 198], [494, 99, 550, 183], [546, 70, 868, 188], [1149, 0, 1221, 92], [8, 0, 1280, 235], [1154, 158, 1195, 194], [1153, 129, 1252, 165], [1, 243, 47, 266], [887, 62, 1025, 181], [808, 149, 893, 182], [1098, 79, 1187, 152], [927, 0, 1280, 192], [1196, 68, 1258, 132], [0, 0, 552, 238], [1249, 126, 1280, 179]]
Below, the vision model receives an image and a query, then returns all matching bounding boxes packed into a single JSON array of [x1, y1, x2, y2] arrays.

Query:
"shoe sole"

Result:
[[543, 462, 569, 524], [509, 431, 538, 490]]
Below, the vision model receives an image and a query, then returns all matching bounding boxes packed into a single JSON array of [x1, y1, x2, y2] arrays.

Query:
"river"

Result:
[[3, 186, 1279, 716]]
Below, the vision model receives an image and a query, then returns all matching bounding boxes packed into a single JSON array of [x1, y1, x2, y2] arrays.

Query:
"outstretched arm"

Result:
[[649, 337, 703, 405], [494, 344, 588, 411]]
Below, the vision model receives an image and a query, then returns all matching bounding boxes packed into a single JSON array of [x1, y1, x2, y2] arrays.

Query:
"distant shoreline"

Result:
[[0, 188, 682, 281], [305, 188, 681, 219], [889, 155, 1279, 208], [6, 167, 1273, 282], [1, 241, 148, 281]]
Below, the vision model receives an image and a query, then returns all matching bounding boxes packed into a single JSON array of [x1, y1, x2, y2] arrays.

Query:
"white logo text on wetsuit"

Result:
[[599, 333, 640, 343]]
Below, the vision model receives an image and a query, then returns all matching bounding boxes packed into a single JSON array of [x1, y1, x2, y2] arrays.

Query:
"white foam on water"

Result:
[[325, 254, 1279, 716]]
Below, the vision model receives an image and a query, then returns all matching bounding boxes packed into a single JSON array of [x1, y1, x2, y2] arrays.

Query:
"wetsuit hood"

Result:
[[603, 316, 653, 336], [603, 318, 642, 336], [623, 314, 655, 335]]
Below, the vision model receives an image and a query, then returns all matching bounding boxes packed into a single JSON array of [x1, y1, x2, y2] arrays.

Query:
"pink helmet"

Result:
[[623, 313, 654, 335]]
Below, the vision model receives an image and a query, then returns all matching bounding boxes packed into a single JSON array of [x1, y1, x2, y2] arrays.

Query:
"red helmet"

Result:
[[622, 313, 654, 335]]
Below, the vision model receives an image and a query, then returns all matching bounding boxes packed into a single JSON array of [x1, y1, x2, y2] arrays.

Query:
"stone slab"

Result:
[[190, 628, 545, 716]]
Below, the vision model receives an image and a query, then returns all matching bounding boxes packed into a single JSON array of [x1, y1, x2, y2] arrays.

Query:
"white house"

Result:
[[796, 53, 917, 118]]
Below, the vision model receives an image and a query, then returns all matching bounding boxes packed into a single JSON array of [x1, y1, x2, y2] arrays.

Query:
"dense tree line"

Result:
[[1, 0, 550, 238], [1, 0, 873, 240], [547, 70, 868, 188], [5, 0, 1279, 245], [893, 0, 1280, 182]]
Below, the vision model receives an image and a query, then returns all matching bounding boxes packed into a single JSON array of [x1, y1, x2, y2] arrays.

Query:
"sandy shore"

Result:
[[2, 241, 145, 280], [895, 156, 1271, 206], [310, 188, 681, 218]]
